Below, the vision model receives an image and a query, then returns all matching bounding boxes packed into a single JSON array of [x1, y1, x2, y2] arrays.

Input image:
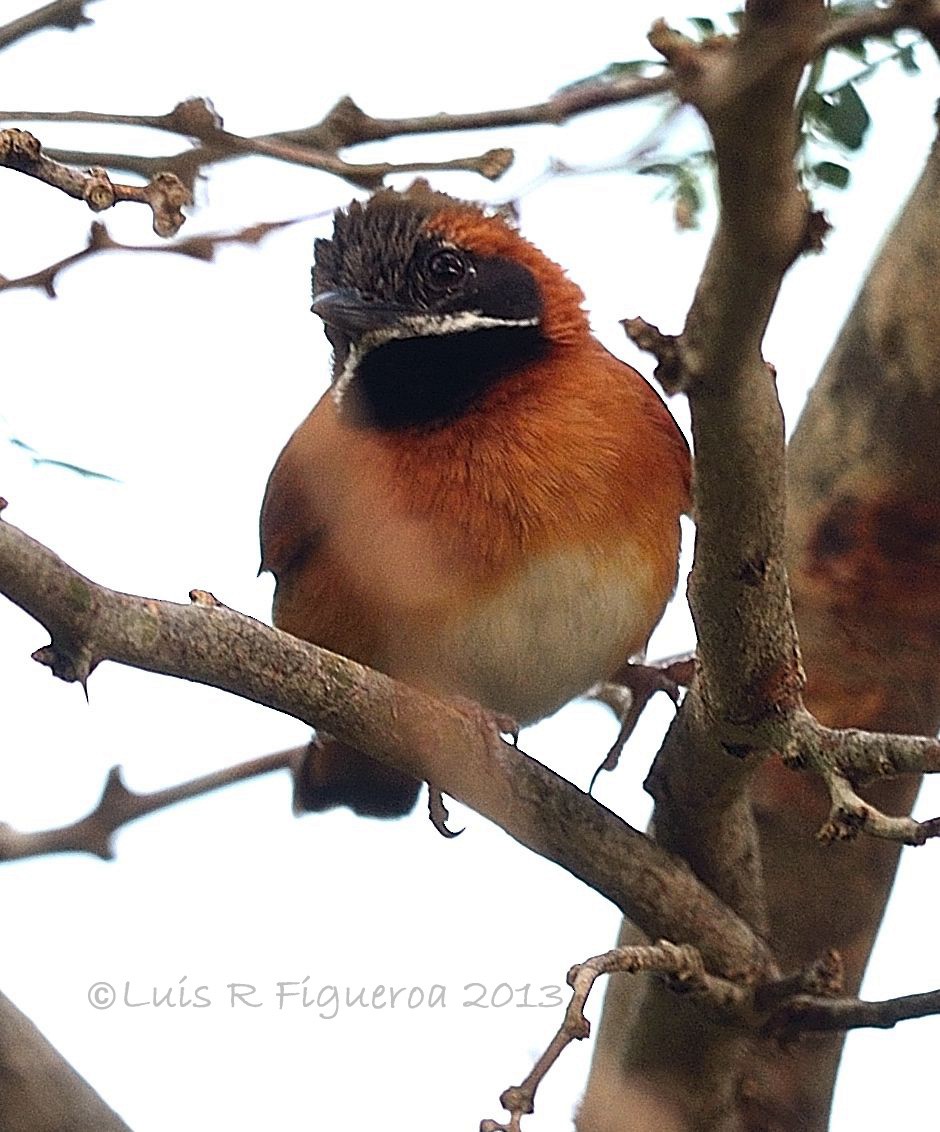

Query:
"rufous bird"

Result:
[[260, 184, 691, 818]]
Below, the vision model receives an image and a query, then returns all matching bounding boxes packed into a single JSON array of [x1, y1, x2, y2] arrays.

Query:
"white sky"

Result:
[[0, 2, 938, 1129]]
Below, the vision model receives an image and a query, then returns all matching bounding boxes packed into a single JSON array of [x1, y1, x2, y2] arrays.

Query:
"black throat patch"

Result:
[[340, 324, 548, 431]]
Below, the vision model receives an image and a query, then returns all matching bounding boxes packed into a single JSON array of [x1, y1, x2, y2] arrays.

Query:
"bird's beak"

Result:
[[311, 290, 411, 335]]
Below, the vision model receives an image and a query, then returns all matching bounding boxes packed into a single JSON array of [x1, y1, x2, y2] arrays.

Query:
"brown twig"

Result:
[[0, 215, 312, 298], [781, 712, 940, 845], [0, 128, 189, 236], [589, 656, 695, 787], [2, 98, 520, 193], [482, 942, 747, 1132], [0, 748, 300, 862], [0, 0, 98, 51], [484, 933, 936, 1131], [818, 0, 940, 53], [0, 74, 674, 149], [767, 986, 940, 1038], [814, 768, 940, 845], [0, 2, 932, 194]]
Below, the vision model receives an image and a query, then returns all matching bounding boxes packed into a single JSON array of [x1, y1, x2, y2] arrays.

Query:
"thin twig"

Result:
[[0, 215, 313, 297], [818, 0, 940, 53], [0, 748, 300, 862], [481, 941, 748, 1132], [768, 986, 940, 1038], [0, 0, 97, 51]]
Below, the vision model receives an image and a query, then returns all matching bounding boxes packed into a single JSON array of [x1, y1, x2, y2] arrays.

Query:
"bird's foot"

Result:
[[589, 653, 697, 790], [427, 785, 463, 838], [425, 697, 520, 838]]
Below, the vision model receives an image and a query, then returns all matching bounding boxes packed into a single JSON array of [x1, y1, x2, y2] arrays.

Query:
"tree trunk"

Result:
[[580, 121, 940, 1132]]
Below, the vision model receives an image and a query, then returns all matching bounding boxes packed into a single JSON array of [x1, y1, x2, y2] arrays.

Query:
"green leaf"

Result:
[[804, 83, 871, 151], [636, 162, 682, 177], [688, 16, 716, 37], [813, 160, 850, 189]]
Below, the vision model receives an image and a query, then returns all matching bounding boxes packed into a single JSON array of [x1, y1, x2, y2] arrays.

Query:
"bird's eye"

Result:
[[426, 248, 468, 290]]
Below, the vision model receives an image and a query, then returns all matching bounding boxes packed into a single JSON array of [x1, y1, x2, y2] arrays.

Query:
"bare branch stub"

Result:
[[0, 128, 190, 235], [621, 316, 687, 392]]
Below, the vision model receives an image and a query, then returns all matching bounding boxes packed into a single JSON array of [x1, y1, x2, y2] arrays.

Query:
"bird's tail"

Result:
[[292, 734, 421, 818]]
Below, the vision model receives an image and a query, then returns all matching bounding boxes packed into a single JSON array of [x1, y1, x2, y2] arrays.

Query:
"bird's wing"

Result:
[[259, 412, 326, 580], [599, 343, 692, 510]]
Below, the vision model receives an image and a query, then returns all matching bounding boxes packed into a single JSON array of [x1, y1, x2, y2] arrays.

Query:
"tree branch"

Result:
[[586, 9, 940, 1127], [483, 942, 749, 1132], [0, 748, 300, 862], [0, 0, 98, 52], [785, 715, 940, 845], [819, 0, 940, 53], [769, 986, 940, 1037], [0, 1, 932, 198], [0, 128, 189, 236], [0, 988, 131, 1132], [0, 504, 775, 983], [486, 934, 931, 1131], [0, 216, 310, 298], [585, 6, 827, 1127]]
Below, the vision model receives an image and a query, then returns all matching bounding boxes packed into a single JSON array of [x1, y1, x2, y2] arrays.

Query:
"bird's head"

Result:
[[311, 184, 589, 429]]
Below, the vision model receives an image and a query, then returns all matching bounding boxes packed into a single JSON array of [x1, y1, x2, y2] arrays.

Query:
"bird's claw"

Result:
[[589, 653, 696, 789]]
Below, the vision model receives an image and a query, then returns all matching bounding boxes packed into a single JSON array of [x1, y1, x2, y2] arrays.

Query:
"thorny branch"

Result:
[[0, 748, 300, 862], [0, 503, 777, 982], [0, 128, 189, 236]]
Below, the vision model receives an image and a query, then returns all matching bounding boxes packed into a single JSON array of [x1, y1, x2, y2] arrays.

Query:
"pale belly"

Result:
[[393, 540, 664, 723]]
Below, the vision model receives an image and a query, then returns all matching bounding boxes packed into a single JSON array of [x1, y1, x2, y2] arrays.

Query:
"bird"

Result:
[[260, 183, 691, 819]]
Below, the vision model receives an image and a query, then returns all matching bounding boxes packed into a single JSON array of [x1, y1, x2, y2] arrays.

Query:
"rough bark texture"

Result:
[[748, 122, 940, 1129], [581, 97, 940, 1132], [0, 990, 132, 1132]]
